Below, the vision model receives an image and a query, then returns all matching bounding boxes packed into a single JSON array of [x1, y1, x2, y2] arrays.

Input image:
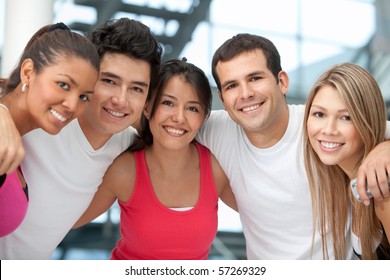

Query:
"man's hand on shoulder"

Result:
[[357, 141, 390, 206]]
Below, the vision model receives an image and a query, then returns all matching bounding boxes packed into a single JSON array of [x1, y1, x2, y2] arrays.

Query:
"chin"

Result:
[[105, 126, 126, 136], [43, 127, 62, 135], [319, 158, 339, 166]]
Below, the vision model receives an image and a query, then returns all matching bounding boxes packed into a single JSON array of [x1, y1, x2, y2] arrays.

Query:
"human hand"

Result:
[[0, 108, 25, 174], [356, 141, 390, 206]]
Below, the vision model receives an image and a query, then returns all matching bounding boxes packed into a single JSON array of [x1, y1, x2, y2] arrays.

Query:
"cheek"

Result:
[[306, 118, 319, 138], [134, 99, 148, 115], [94, 83, 117, 101], [87, 90, 104, 106], [85, 98, 100, 115], [148, 118, 160, 135], [28, 84, 53, 109], [187, 114, 205, 133], [192, 118, 204, 132], [220, 92, 236, 107], [348, 128, 364, 149], [73, 102, 87, 117]]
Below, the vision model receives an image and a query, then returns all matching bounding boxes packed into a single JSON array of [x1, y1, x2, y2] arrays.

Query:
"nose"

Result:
[[322, 117, 339, 135], [112, 89, 129, 108], [62, 93, 81, 115], [239, 83, 255, 99], [172, 107, 185, 124]]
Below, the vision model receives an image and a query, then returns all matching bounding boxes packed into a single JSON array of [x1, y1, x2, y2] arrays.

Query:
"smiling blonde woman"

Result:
[[303, 63, 390, 259]]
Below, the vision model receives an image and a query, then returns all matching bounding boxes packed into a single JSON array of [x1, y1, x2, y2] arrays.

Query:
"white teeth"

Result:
[[321, 141, 341, 149], [242, 104, 260, 112], [50, 108, 67, 122], [106, 109, 125, 117], [165, 127, 185, 135]]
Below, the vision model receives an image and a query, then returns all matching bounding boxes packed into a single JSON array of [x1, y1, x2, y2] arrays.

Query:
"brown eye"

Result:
[[313, 112, 324, 118], [58, 81, 70, 90], [79, 95, 90, 102]]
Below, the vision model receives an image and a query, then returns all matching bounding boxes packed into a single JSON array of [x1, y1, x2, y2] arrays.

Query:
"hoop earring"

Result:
[[21, 83, 28, 93]]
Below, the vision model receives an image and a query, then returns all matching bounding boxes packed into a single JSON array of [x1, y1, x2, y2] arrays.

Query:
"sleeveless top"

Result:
[[0, 168, 28, 237], [111, 142, 219, 260]]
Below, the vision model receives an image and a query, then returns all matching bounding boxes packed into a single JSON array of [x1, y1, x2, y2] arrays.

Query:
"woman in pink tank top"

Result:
[[75, 58, 237, 259], [0, 22, 99, 237]]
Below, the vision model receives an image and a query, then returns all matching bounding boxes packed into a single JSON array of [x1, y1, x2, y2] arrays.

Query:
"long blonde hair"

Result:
[[303, 63, 387, 259]]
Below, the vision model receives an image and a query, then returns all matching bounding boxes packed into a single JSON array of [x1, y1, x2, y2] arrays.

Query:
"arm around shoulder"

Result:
[[73, 151, 136, 228], [357, 140, 390, 204], [0, 107, 25, 174], [210, 153, 238, 211]]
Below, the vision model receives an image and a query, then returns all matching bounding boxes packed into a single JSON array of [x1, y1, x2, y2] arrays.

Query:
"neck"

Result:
[[245, 103, 289, 148], [146, 142, 197, 176], [1, 92, 33, 136], [78, 116, 113, 150], [338, 154, 363, 180], [339, 164, 357, 180]]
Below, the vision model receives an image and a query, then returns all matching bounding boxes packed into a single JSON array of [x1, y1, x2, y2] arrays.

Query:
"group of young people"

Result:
[[0, 18, 389, 260]]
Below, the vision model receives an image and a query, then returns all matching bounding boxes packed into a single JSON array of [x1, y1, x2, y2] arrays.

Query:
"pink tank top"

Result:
[[111, 142, 219, 260], [0, 168, 28, 237]]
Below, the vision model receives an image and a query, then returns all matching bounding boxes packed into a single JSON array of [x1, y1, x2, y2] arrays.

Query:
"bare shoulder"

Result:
[[111, 150, 135, 173], [104, 150, 137, 202]]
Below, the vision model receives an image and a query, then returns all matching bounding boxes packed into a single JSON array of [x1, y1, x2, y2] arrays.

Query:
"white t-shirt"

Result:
[[197, 105, 355, 259], [0, 119, 136, 259]]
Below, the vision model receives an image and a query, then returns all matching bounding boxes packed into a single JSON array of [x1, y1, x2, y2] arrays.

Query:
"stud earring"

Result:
[[21, 83, 27, 93]]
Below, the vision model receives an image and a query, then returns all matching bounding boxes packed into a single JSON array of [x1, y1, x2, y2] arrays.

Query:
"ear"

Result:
[[277, 70, 289, 97], [143, 101, 151, 120], [20, 58, 34, 85], [217, 90, 226, 111]]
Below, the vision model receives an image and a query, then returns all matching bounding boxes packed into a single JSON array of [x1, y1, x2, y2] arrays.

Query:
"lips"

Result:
[[242, 104, 260, 112], [320, 140, 343, 149], [104, 108, 127, 118], [164, 126, 186, 136], [240, 99, 266, 112], [49, 108, 67, 122]]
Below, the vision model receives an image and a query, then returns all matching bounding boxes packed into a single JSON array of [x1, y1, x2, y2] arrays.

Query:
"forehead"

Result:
[[164, 75, 198, 99], [216, 49, 269, 82], [100, 53, 151, 80], [312, 85, 345, 107], [39, 55, 93, 74]]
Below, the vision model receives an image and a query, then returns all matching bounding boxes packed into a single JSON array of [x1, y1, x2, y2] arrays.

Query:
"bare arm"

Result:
[[211, 153, 238, 211], [356, 141, 390, 206], [0, 107, 25, 174], [73, 151, 136, 228], [73, 180, 117, 228], [219, 183, 238, 212]]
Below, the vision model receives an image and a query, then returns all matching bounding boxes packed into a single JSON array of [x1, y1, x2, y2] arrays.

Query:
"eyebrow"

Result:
[[57, 73, 77, 86], [57, 73, 94, 94], [220, 70, 265, 89], [100, 71, 149, 88], [310, 104, 349, 113], [162, 93, 202, 106]]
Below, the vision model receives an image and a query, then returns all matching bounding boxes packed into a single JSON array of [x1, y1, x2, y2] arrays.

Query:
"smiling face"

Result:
[[147, 75, 205, 151], [25, 55, 98, 135], [79, 52, 151, 146], [216, 49, 289, 147], [307, 85, 364, 175]]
